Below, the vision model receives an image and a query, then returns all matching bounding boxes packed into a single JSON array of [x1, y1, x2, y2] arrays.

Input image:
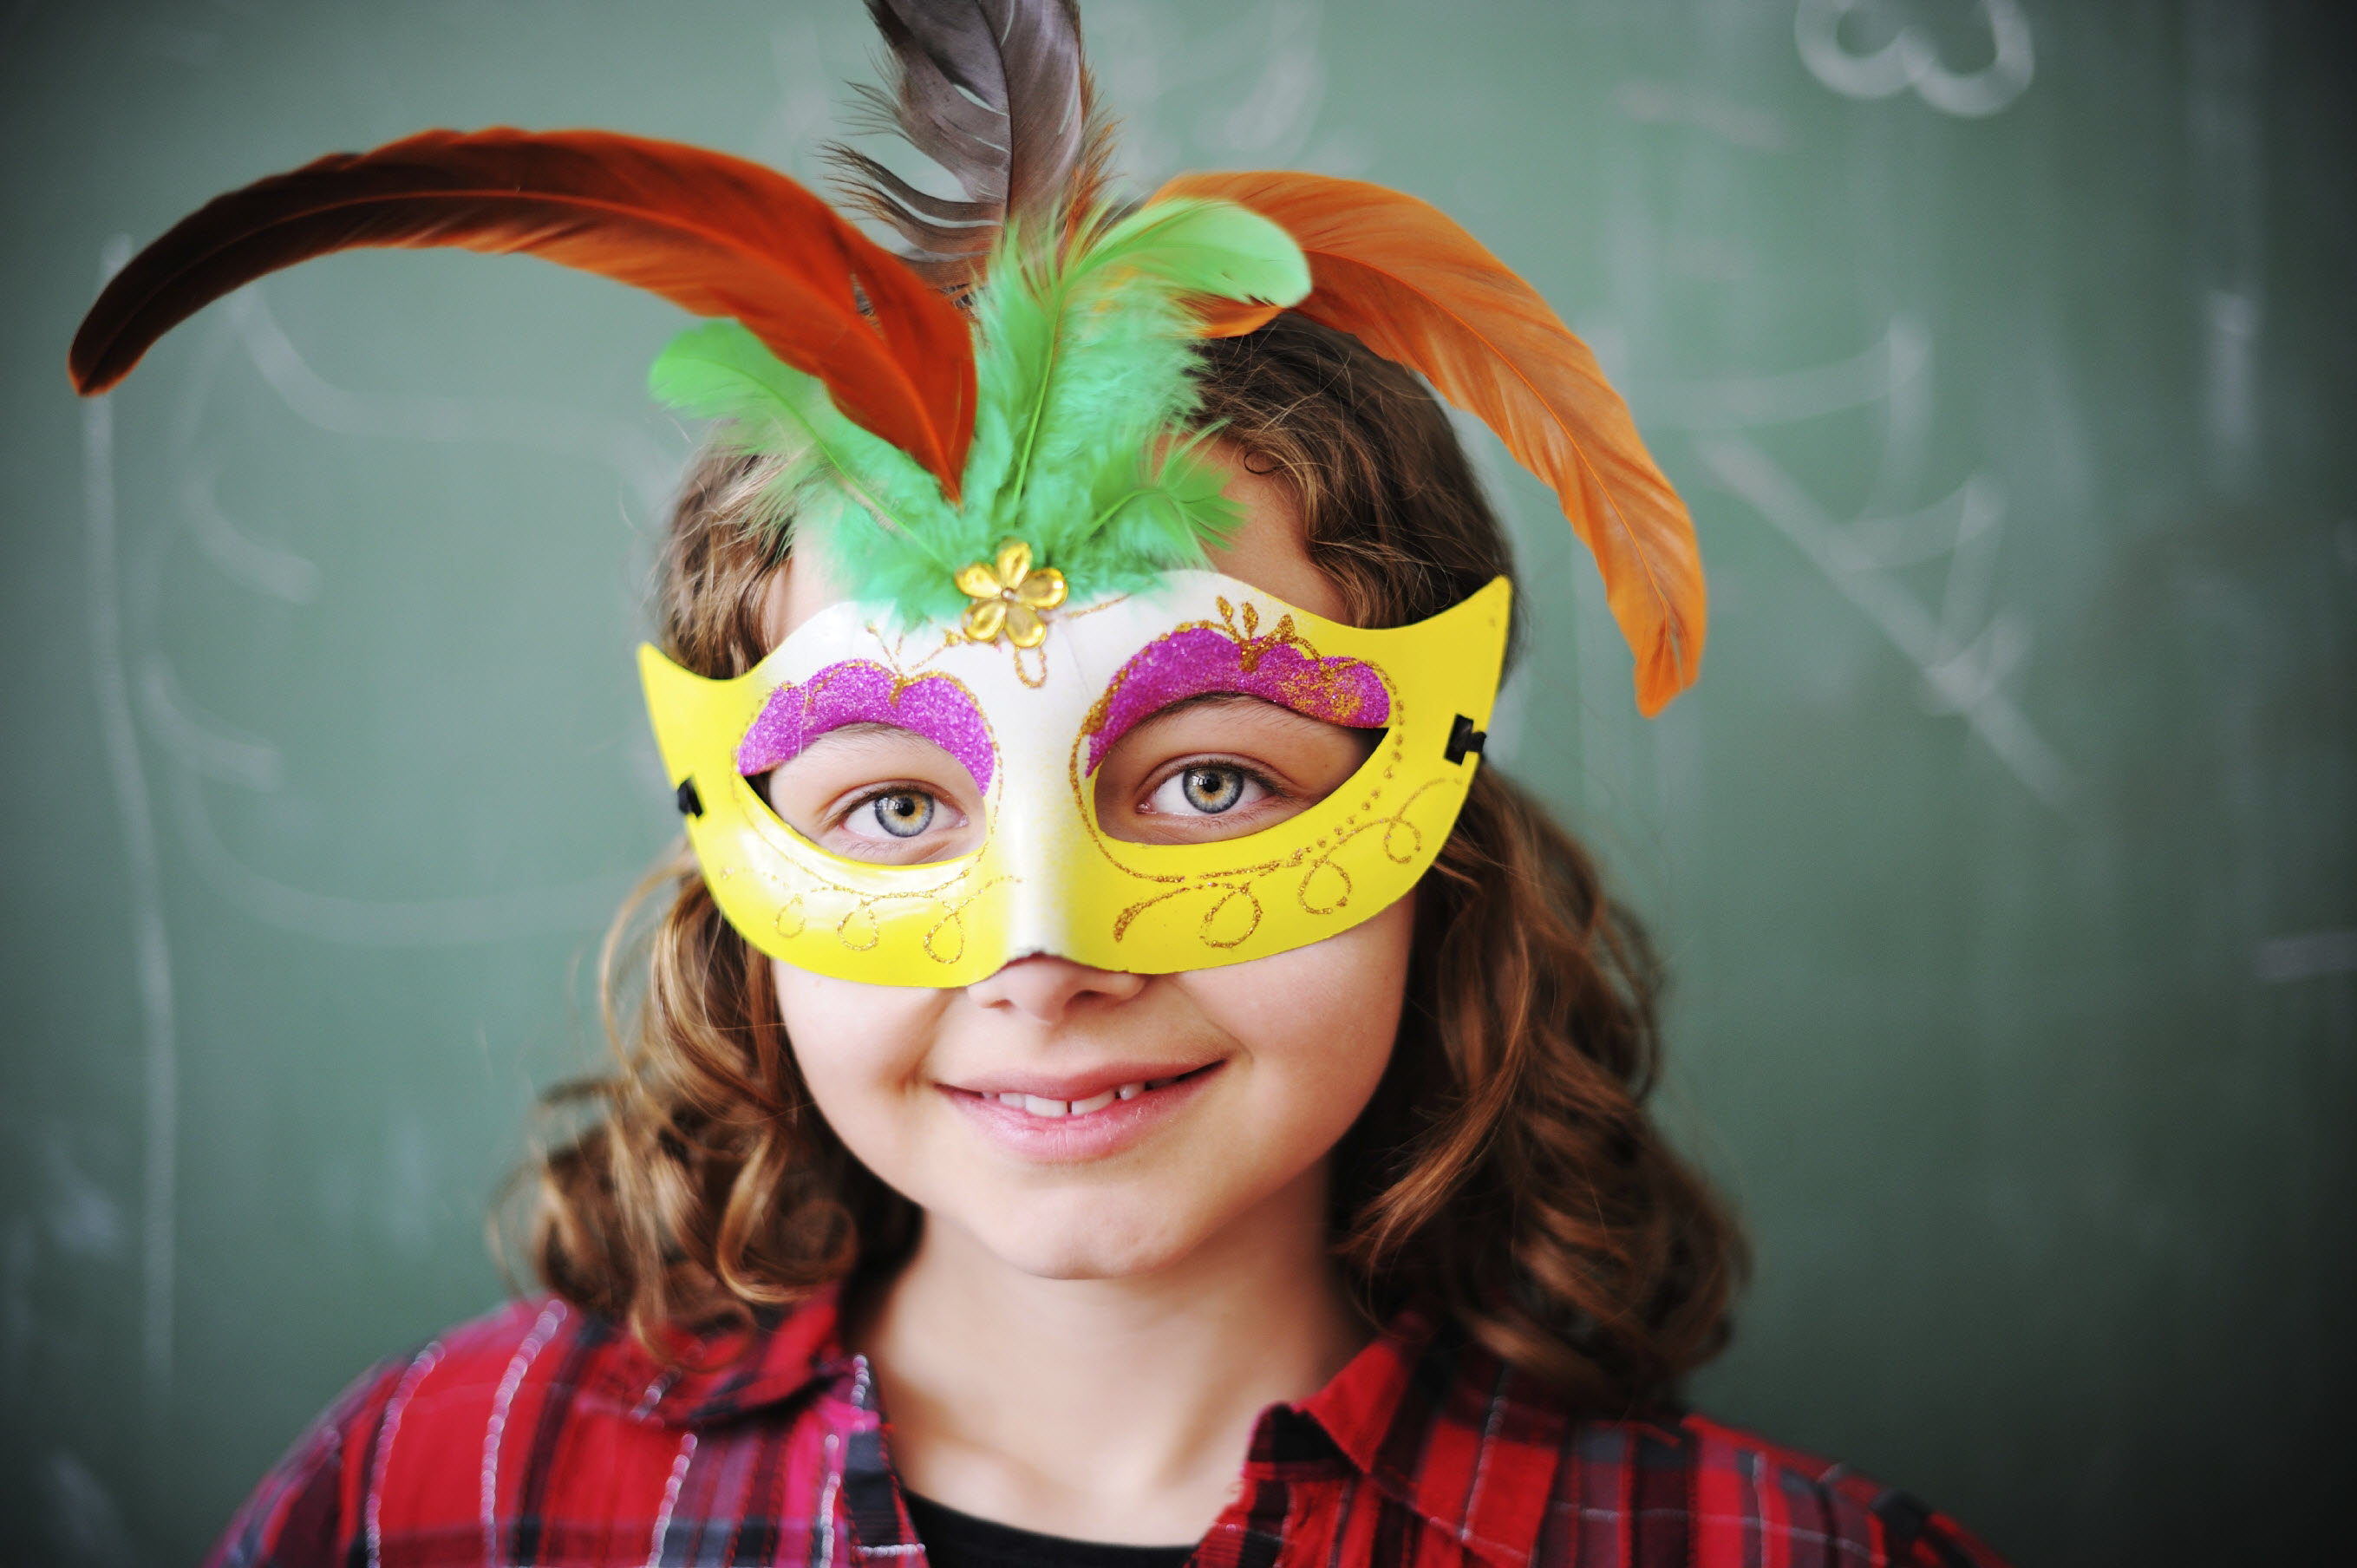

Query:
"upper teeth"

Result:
[[996, 1081, 1155, 1117]]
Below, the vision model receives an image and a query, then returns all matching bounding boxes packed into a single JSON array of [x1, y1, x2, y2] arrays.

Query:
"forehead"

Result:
[[754, 574, 1367, 727], [760, 443, 1346, 651]]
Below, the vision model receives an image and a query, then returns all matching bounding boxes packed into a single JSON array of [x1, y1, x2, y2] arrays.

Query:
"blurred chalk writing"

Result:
[[100, 286, 660, 948], [1627, 310, 2077, 808], [1795, 0, 2034, 119]]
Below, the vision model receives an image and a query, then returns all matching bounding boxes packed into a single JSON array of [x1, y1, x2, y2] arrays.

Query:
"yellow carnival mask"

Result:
[[641, 571, 1510, 986]]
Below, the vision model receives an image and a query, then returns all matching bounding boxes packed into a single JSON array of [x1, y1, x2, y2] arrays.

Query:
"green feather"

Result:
[[1080, 198, 1312, 301], [647, 320, 953, 562], [647, 197, 1309, 628], [991, 199, 1306, 521]]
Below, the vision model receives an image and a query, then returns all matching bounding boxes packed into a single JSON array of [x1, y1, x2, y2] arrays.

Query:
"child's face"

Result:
[[764, 453, 1414, 1281]]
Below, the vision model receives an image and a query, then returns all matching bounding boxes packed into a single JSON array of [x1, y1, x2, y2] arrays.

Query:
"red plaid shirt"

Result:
[[208, 1291, 2007, 1568]]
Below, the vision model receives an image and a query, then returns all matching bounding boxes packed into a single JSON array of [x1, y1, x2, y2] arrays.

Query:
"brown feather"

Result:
[[70, 127, 976, 498], [1156, 171, 1706, 715], [1055, 69, 1121, 250]]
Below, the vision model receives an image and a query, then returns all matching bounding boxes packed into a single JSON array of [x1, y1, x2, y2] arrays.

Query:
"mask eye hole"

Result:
[[754, 722, 982, 866], [1094, 695, 1381, 846]]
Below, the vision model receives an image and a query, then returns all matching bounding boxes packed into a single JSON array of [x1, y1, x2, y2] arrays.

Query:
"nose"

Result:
[[967, 955, 1147, 1024]]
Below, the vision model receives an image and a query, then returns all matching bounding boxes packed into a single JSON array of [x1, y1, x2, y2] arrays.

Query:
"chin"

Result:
[[966, 1197, 1205, 1281]]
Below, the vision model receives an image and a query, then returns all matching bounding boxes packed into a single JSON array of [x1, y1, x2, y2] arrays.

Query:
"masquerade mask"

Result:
[[69, 0, 1706, 985], [642, 569, 1509, 985]]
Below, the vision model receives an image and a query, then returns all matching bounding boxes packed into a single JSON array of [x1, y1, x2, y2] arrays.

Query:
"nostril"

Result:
[[970, 954, 1149, 1019]]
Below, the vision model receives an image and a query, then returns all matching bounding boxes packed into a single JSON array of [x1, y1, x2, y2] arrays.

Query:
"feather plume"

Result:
[[650, 198, 1309, 627], [983, 199, 1309, 539], [1156, 171, 1707, 715], [827, 0, 1116, 289], [650, 320, 947, 558], [69, 127, 976, 498]]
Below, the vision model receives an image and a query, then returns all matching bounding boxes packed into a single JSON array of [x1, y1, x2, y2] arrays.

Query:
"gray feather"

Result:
[[827, 0, 1112, 287]]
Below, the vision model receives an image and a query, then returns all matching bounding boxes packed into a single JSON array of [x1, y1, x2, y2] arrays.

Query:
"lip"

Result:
[[941, 1061, 1224, 1162], [941, 1059, 1221, 1103]]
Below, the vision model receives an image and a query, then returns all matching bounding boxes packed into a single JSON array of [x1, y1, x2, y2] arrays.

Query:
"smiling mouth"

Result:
[[951, 1062, 1222, 1120]]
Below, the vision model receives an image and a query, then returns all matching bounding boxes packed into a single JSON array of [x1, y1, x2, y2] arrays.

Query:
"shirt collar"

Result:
[[599, 1290, 1559, 1565], [588, 1284, 852, 1426], [1287, 1304, 1561, 1566]]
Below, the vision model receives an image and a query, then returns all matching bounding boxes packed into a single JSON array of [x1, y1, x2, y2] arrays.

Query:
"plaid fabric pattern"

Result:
[[209, 1292, 2007, 1568]]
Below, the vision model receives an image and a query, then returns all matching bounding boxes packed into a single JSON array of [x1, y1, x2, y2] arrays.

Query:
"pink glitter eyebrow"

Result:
[[1083, 625, 1391, 775], [737, 661, 995, 795]]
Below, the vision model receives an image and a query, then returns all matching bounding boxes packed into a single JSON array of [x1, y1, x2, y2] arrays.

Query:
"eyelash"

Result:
[[807, 754, 1290, 829], [1145, 755, 1289, 808]]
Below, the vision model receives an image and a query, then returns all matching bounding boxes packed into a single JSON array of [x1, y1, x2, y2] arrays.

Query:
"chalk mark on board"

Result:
[[182, 467, 321, 604], [137, 657, 283, 792], [1628, 295, 2073, 807], [2188, 1, 2265, 497], [2256, 929, 2357, 985], [1610, 79, 1792, 154], [83, 235, 177, 1424], [1653, 316, 1930, 432], [129, 280, 671, 946], [160, 762, 640, 946], [748, 11, 838, 180], [1192, 0, 1327, 167], [222, 288, 676, 518], [1696, 434, 2073, 806], [39, 1451, 139, 1568], [1795, 0, 2034, 119], [1088, 0, 1369, 182]]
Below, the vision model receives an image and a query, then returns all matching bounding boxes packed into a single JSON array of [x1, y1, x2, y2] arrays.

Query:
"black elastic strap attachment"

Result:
[[1445, 715, 1487, 765], [674, 777, 704, 818]]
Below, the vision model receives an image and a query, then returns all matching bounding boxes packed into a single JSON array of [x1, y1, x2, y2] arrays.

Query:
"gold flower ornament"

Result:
[[955, 539, 1068, 649]]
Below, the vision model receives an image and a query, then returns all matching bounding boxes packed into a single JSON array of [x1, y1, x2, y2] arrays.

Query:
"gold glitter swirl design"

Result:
[[740, 786, 1010, 967], [1067, 600, 1446, 951], [731, 654, 1005, 968]]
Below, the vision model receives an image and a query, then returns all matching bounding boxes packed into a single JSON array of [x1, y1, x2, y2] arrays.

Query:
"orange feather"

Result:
[[1185, 297, 1285, 338], [69, 127, 976, 499], [1156, 171, 1705, 715]]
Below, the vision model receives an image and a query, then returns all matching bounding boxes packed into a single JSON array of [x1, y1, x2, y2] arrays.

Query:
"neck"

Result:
[[853, 1163, 1369, 1545]]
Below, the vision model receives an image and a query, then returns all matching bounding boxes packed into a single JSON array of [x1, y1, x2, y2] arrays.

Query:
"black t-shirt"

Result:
[[902, 1491, 1196, 1568]]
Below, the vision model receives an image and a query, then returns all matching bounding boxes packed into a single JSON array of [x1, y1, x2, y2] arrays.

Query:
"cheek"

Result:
[[1184, 892, 1415, 1139], [770, 961, 943, 1154]]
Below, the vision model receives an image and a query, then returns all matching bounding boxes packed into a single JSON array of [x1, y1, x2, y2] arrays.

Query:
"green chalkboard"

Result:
[[2, 3, 2349, 1563]]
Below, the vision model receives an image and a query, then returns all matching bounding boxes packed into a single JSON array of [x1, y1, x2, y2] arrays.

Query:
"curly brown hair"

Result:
[[530, 314, 1744, 1412]]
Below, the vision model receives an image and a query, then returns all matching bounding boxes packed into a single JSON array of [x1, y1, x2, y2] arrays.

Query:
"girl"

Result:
[[71, 3, 2007, 1563]]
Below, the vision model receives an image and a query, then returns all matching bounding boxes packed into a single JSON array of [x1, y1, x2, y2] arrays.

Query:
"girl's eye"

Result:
[[859, 791, 936, 840], [1148, 765, 1264, 818], [1181, 767, 1244, 813]]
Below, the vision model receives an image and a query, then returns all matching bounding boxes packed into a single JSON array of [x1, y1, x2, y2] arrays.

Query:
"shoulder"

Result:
[[1338, 1315, 2008, 1568], [206, 1294, 839, 1568], [204, 1298, 578, 1567], [1526, 1408, 2009, 1568]]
